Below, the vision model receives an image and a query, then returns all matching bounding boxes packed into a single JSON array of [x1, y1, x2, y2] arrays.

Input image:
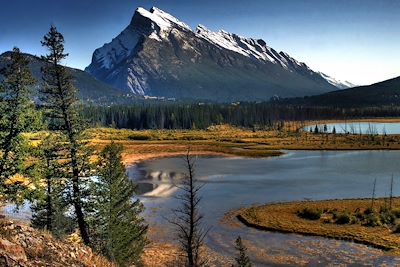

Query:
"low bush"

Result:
[[297, 207, 322, 220], [391, 208, 400, 218], [335, 212, 352, 225], [380, 211, 396, 225], [393, 222, 400, 233], [128, 134, 151, 140], [354, 209, 364, 220], [364, 207, 375, 215], [364, 213, 381, 227]]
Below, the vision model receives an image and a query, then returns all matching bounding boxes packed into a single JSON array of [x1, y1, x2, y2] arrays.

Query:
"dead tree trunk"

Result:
[[169, 150, 208, 267]]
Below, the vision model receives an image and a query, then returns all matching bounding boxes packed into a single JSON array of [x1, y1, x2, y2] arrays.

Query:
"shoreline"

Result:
[[86, 119, 400, 164], [302, 118, 400, 128], [122, 151, 236, 167], [121, 147, 400, 169]]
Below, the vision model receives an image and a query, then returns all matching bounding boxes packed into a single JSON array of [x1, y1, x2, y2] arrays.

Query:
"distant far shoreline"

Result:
[[80, 119, 400, 167]]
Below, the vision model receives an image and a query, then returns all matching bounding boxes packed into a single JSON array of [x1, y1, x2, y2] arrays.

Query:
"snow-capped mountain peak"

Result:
[[88, 7, 192, 72], [136, 7, 172, 32], [131, 7, 191, 36], [149, 7, 192, 31], [86, 6, 354, 99]]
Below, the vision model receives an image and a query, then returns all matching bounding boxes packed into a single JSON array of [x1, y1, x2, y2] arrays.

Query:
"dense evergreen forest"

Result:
[[82, 102, 400, 130]]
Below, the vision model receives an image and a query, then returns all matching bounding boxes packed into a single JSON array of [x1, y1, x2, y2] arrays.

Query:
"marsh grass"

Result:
[[21, 119, 400, 166], [238, 198, 400, 253], [84, 121, 400, 159]]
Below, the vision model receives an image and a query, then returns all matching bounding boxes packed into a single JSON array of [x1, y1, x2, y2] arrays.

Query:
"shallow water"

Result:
[[128, 151, 400, 266], [304, 122, 400, 135]]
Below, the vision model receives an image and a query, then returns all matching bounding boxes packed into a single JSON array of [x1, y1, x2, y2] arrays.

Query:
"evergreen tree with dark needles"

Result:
[[40, 26, 92, 245], [0, 47, 37, 202], [233, 236, 252, 267], [31, 134, 75, 238], [91, 142, 148, 267]]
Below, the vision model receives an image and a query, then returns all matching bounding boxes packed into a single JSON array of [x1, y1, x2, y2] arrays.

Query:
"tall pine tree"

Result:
[[40, 26, 91, 244], [31, 134, 75, 238], [0, 47, 37, 202], [92, 142, 147, 266]]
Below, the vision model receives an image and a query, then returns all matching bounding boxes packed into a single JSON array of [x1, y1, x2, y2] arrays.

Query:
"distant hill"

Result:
[[86, 7, 353, 102], [0, 51, 138, 105], [279, 76, 400, 107]]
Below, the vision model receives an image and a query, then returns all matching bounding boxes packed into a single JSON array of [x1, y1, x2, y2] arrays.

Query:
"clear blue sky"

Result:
[[1, 0, 399, 85]]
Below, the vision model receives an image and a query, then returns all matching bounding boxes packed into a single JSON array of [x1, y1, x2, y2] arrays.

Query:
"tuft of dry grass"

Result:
[[237, 198, 400, 253]]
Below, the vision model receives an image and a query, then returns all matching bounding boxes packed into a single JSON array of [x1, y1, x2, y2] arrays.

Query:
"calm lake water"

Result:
[[128, 151, 400, 266], [303, 122, 400, 135]]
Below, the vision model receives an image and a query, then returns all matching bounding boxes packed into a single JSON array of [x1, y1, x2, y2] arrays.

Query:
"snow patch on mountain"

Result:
[[195, 25, 291, 67], [150, 7, 192, 31], [91, 28, 140, 71], [319, 72, 355, 89], [136, 7, 173, 32], [135, 7, 191, 40]]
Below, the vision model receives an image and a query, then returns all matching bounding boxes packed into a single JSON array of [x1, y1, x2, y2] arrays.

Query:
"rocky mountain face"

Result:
[[0, 52, 136, 105], [86, 7, 353, 101]]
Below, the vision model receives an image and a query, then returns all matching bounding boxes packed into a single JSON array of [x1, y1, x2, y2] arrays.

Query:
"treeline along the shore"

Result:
[[82, 103, 400, 130]]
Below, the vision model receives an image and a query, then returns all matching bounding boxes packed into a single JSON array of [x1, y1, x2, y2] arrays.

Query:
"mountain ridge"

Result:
[[0, 51, 138, 105], [86, 6, 353, 101], [279, 76, 400, 107]]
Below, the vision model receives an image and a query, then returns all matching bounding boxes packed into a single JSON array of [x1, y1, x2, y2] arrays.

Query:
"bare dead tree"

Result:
[[382, 126, 387, 146], [390, 174, 394, 210], [169, 150, 209, 267], [371, 178, 377, 209]]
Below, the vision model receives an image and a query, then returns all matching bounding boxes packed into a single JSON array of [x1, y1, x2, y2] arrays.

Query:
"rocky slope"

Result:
[[0, 217, 114, 267], [0, 216, 230, 267], [86, 6, 353, 101]]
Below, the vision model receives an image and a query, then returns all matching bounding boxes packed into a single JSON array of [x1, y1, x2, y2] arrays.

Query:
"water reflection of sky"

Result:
[[129, 151, 400, 266], [303, 122, 400, 135]]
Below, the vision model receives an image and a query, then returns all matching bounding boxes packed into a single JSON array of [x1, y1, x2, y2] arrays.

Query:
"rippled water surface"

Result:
[[128, 151, 400, 266]]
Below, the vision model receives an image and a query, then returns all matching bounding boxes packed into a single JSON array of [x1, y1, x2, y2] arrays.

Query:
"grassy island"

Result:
[[237, 198, 400, 253]]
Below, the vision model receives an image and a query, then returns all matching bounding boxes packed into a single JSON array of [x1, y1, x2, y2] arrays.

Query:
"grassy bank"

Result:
[[24, 119, 400, 165], [237, 198, 400, 253], [82, 120, 400, 164]]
